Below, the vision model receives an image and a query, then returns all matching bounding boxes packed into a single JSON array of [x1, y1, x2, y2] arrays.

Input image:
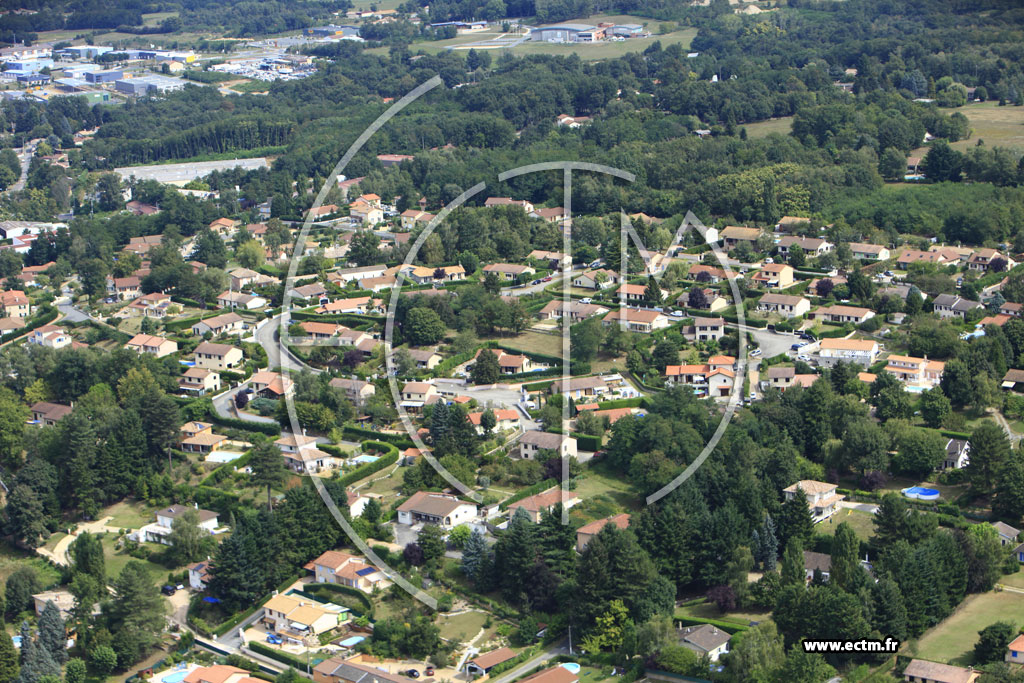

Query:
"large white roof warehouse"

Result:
[[114, 158, 269, 185]]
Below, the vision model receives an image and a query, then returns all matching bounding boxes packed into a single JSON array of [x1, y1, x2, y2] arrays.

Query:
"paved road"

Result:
[[990, 409, 1022, 445], [10, 140, 37, 193], [252, 313, 320, 373], [56, 300, 93, 323], [211, 380, 278, 425], [502, 268, 576, 297]]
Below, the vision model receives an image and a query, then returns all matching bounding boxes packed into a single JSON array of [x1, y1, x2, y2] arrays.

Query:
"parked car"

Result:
[[161, 585, 176, 596], [531, 279, 541, 285], [749, 391, 757, 400], [791, 343, 803, 351], [406, 671, 420, 679], [425, 667, 435, 676], [542, 276, 553, 282], [670, 310, 684, 318], [580, 298, 592, 304], [266, 634, 282, 645], [764, 257, 774, 264], [750, 347, 762, 357]]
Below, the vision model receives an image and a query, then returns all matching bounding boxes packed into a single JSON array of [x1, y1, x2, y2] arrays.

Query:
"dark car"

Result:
[[425, 667, 434, 677], [161, 585, 176, 596], [791, 343, 802, 351], [406, 670, 420, 679]]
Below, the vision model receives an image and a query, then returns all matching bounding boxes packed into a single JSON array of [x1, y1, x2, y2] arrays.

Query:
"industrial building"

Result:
[[114, 75, 186, 96], [85, 69, 123, 84], [529, 23, 599, 43], [59, 45, 114, 60]]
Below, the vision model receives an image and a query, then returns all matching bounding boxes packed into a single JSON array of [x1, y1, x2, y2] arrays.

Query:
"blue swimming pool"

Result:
[[560, 664, 581, 674], [903, 486, 940, 500], [162, 669, 189, 683], [339, 636, 365, 648]]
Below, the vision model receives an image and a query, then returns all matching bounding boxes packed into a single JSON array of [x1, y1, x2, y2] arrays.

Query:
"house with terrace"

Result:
[[776, 236, 833, 258], [884, 354, 944, 389], [133, 504, 221, 544], [179, 367, 220, 395], [751, 263, 794, 290], [125, 333, 178, 358], [483, 263, 535, 281], [848, 242, 890, 261], [811, 304, 875, 325], [783, 480, 844, 523], [601, 307, 669, 333], [261, 593, 346, 641], [756, 293, 810, 318], [572, 269, 618, 289], [510, 487, 580, 523], [396, 491, 477, 529], [816, 338, 878, 367], [538, 300, 609, 322], [307, 550, 387, 593]]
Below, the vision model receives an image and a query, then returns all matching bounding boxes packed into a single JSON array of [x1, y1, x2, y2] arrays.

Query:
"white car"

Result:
[[750, 347, 762, 357], [580, 298, 592, 304], [670, 310, 684, 318]]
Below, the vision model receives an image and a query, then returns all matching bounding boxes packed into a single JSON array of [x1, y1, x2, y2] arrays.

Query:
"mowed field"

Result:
[[952, 101, 1024, 150], [742, 116, 794, 138], [912, 590, 1024, 665]]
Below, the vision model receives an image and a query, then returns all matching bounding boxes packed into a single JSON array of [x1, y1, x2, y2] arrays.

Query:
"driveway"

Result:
[[433, 379, 540, 430], [211, 381, 277, 425], [730, 323, 796, 359], [37, 515, 122, 566], [838, 501, 879, 514], [502, 268, 576, 297]]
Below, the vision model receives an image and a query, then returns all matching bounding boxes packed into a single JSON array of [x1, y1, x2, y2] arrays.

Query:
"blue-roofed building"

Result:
[[85, 69, 122, 84]]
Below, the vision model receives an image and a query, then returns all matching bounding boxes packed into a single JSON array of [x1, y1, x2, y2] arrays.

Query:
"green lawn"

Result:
[[437, 610, 489, 641], [816, 509, 876, 542], [952, 101, 1024, 151], [142, 11, 178, 26], [999, 569, 1024, 590], [912, 590, 1024, 665], [0, 542, 61, 588], [742, 116, 794, 138], [100, 534, 168, 584], [104, 500, 153, 529], [572, 463, 641, 512], [505, 330, 564, 358], [675, 600, 771, 628]]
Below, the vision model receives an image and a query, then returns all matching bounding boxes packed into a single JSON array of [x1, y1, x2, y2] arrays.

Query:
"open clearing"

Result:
[[953, 101, 1024, 151], [743, 116, 794, 138], [912, 590, 1024, 665], [816, 508, 876, 542]]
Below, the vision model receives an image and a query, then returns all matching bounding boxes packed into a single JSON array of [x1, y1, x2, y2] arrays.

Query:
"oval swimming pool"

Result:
[[902, 486, 940, 500]]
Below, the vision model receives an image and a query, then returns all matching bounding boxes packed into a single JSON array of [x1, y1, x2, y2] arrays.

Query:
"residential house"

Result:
[[399, 209, 435, 229], [994, 521, 1020, 547], [775, 216, 813, 232], [125, 333, 178, 358], [466, 648, 518, 677], [276, 434, 337, 474], [0, 317, 24, 333], [317, 297, 381, 315], [314, 658, 415, 683], [128, 292, 173, 318], [616, 283, 647, 303], [399, 381, 438, 412], [187, 560, 211, 591], [687, 265, 736, 283], [396, 491, 477, 528], [767, 366, 797, 390], [29, 324, 71, 348], [29, 402, 72, 426], [665, 356, 736, 397], [538, 300, 609, 323], [751, 263, 795, 290], [407, 265, 465, 285], [31, 591, 78, 620], [483, 263, 535, 281], [290, 282, 329, 303], [678, 624, 731, 662], [193, 342, 243, 371], [262, 593, 344, 639], [108, 276, 141, 301], [299, 322, 341, 339], [933, 294, 983, 320], [473, 348, 536, 375], [192, 312, 244, 337], [897, 249, 946, 269], [484, 197, 534, 213], [1001, 302, 1023, 318], [783, 480, 844, 523], [179, 367, 220, 395], [776, 236, 833, 258], [179, 421, 227, 454], [510, 487, 580, 523], [1007, 635, 1024, 665], [349, 200, 384, 226], [207, 217, 239, 237], [848, 242, 891, 261], [558, 375, 610, 400], [251, 371, 294, 399], [811, 304, 875, 325], [885, 355, 945, 388], [519, 430, 578, 460], [530, 207, 569, 227], [133, 504, 219, 544], [756, 293, 810, 318], [1002, 369, 1024, 390], [942, 438, 970, 470], [124, 235, 163, 256], [687, 317, 725, 342], [576, 513, 630, 552], [331, 264, 389, 284], [308, 550, 386, 593], [601, 307, 670, 333], [572, 269, 617, 289], [328, 377, 376, 406], [216, 290, 266, 310], [407, 348, 442, 370], [803, 551, 832, 582], [528, 249, 571, 270], [967, 248, 1015, 272], [0, 290, 30, 318], [469, 408, 520, 434], [901, 659, 979, 683], [720, 226, 762, 248], [680, 288, 728, 312], [816, 338, 879, 367]]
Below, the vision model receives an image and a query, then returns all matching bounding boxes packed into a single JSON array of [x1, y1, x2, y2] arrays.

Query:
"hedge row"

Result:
[[571, 432, 602, 452], [290, 310, 384, 325], [207, 411, 282, 436], [337, 443, 399, 487], [431, 349, 476, 379], [247, 642, 309, 669], [342, 426, 413, 448], [200, 451, 253, 487], [307, 582, 374, 615], [522, 380, 555, 392], [487, 645, 543, 676], [1, 307, 58, 344], [673, 616, 750, 634], [580, 396, 649, 411], [500, 478, 558, 511]]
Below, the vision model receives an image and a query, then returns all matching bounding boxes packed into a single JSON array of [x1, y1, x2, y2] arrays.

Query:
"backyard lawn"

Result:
[[0, 542, 61, 588], [104, 500, 154, 529], [437, 609, 489, 641], [100, 534, 168, 584], [817, 508, 876, 542], [573, 464, 641, 511], [675, 600, 770, 628], [911, 590, 1024, 665]]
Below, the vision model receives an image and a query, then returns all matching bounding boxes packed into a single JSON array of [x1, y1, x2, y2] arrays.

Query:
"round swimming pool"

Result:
[[902, 486, 940, 500]]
